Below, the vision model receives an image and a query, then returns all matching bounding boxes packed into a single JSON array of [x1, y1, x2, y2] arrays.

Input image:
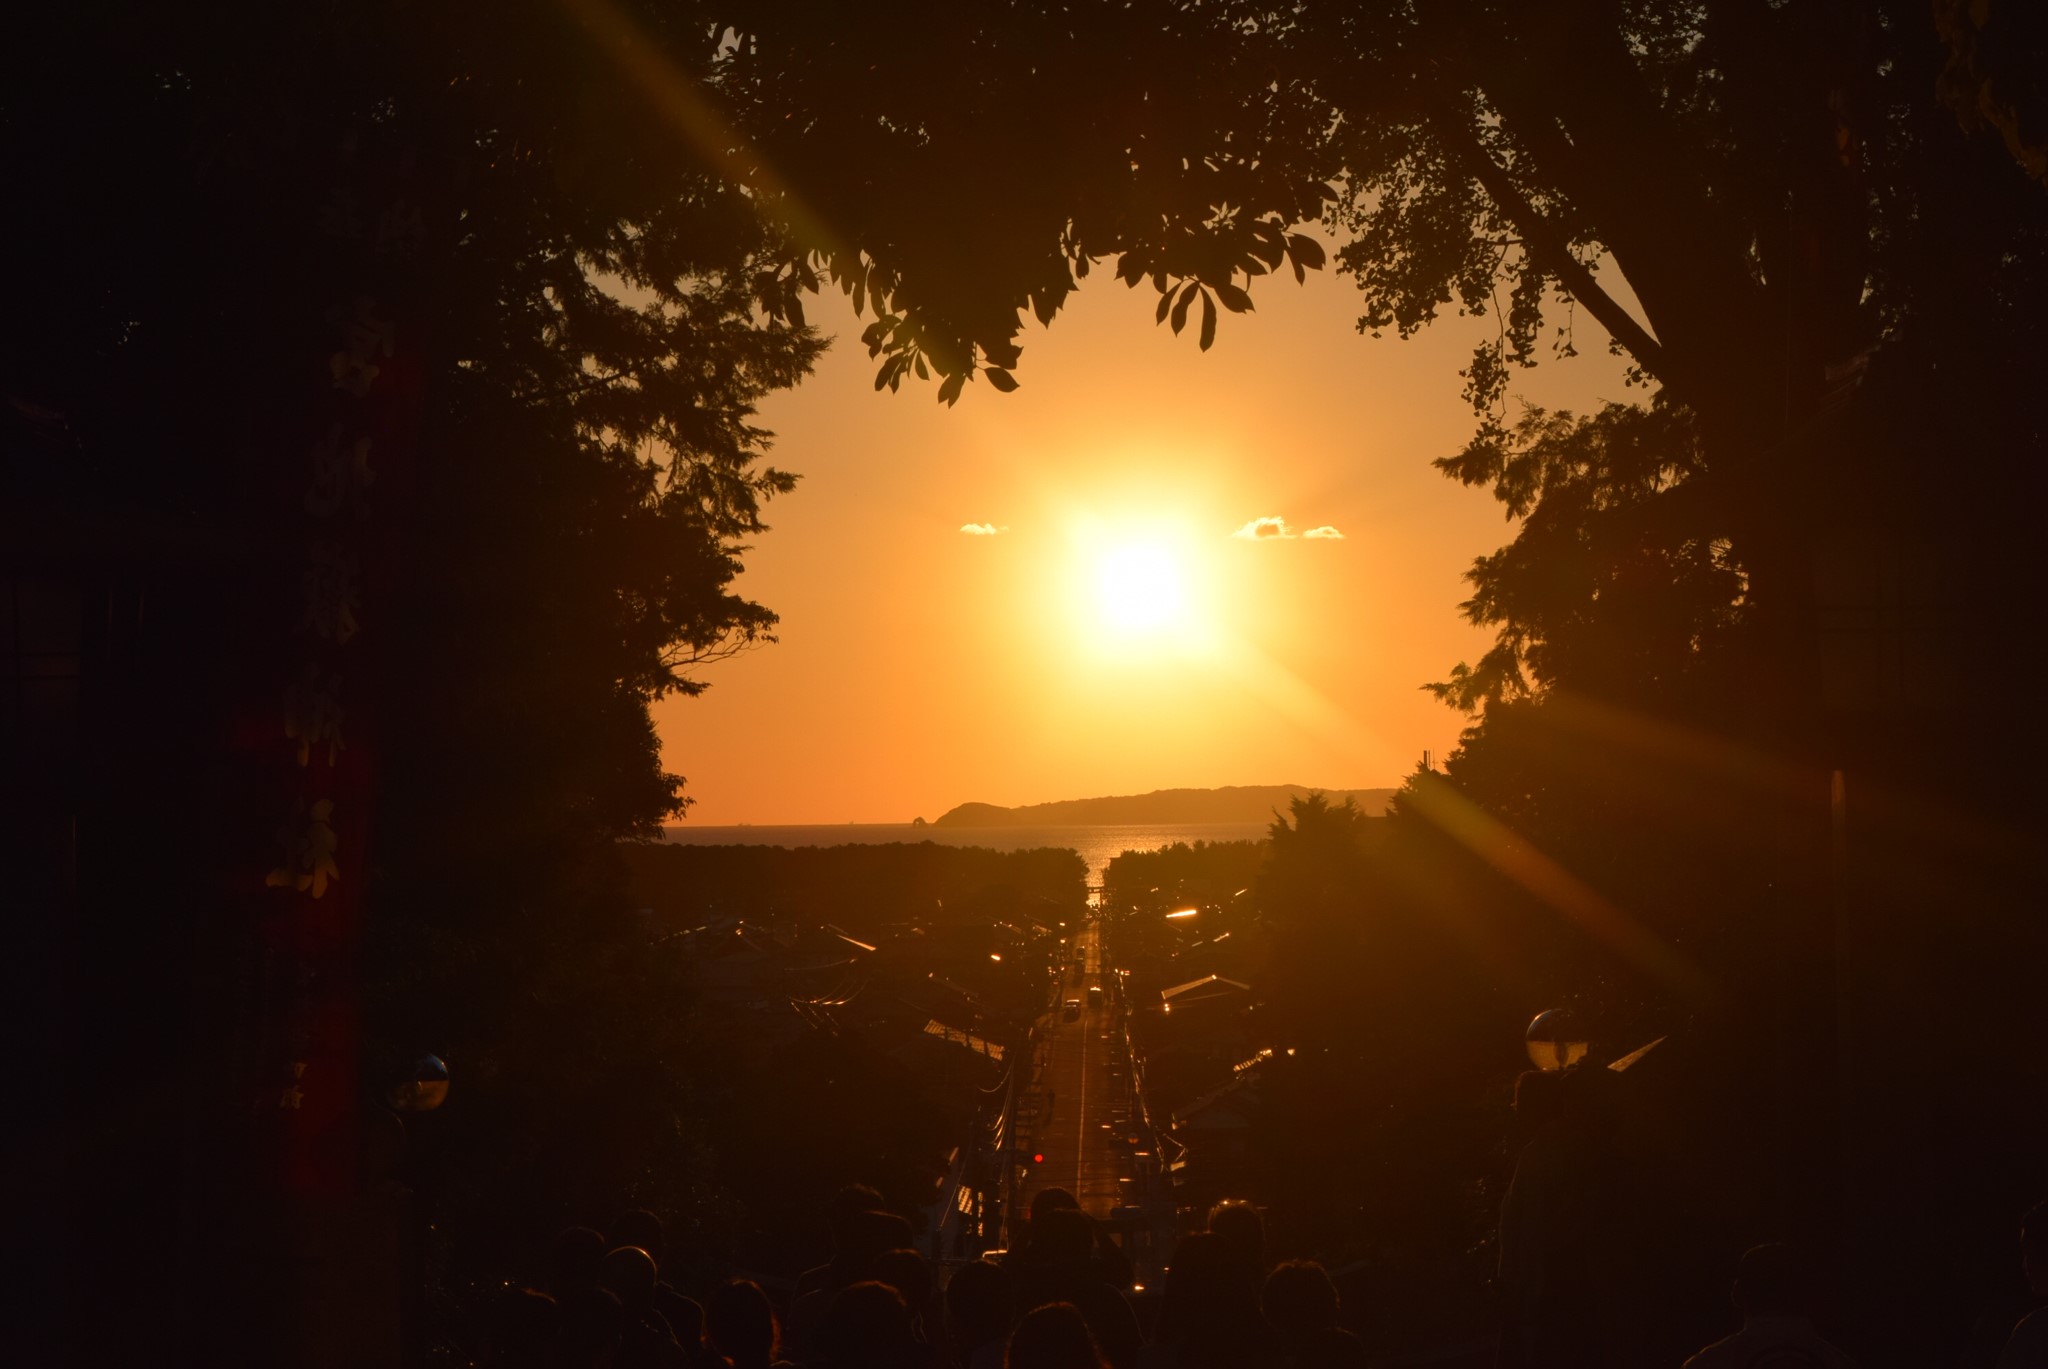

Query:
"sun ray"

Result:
[[1397, 772, 1726, 1007]]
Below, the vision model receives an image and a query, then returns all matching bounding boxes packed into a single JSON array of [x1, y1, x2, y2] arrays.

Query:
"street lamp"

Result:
[[1524, 1010, 1589, 1071], [388, 1053, 450, 1112]]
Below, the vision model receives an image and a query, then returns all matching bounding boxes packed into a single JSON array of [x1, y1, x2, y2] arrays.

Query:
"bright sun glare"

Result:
[[1097, 543, 1188, 633], [1058, 511, 1224, 661]]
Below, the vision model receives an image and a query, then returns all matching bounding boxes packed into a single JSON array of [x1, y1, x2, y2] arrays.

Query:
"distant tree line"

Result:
[[1104, 839, 1270, 914], [625, 841, 1088, 935]]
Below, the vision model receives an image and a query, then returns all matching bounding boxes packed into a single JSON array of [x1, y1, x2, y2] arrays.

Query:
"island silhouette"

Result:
[[931, 784, 1395, 827]]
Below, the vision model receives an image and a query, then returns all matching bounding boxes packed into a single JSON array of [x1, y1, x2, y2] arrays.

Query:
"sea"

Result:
[[658, 821, 1271, 882]]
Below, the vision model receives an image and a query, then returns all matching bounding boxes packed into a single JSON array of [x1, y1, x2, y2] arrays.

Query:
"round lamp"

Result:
[[388, 1053, 450, 1112], [1524, 1010, 1589, 1071]]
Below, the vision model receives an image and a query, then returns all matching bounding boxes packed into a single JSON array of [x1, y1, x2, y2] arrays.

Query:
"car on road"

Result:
[[1087, 985, 1105, 1010], [1062, 998, 1082, 1021]]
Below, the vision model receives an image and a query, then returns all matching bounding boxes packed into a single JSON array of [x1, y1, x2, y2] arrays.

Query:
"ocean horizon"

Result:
[[658, 820, 1272, 881]]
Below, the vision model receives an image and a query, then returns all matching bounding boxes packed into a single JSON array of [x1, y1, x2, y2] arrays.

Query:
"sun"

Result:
[[1053, 511, 1224, 660], [1097, 542, 1188, 633]]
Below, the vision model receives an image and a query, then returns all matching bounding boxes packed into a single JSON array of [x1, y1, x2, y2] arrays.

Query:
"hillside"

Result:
[[931, 784, 1396, 828]]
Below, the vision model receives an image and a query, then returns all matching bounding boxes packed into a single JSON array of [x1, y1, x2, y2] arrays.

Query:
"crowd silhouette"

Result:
[[448, 1147, 2048, 1369], [477, 1191, 1370, 1369], [465, 1179, 2048, 1369]]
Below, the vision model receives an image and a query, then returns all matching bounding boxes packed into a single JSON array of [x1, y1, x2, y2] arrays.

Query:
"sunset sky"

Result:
[[654, 254, 1635, 825]]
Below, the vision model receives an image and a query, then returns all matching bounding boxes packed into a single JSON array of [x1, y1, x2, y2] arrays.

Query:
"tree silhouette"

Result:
[[719, 2, 2018, 432], [1260, 793, 1372, 927], [9, 0, 822, 824], [1425, 397, 1747, 717], [6, 7, 822, 1358]]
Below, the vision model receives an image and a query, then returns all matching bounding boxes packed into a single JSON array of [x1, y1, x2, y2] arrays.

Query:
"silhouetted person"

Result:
[[796, 1185, 889, 1302], [1683, 1244, 1853, 1369], [614, 1210, 709, 1355], [559, 1285, 627, 1369], [552, 1226, 610, 1299], [820, 1280, 916, 1369], [1011, 1207, 1142, 1369], [1012, 1188, 1084, 1276], [1999, 1203, 2048, 1367], [947, 1259, 1014, 1369], [791, 1208, 916, 1362], [1259, 1261, 1367, 1369], [706, 1278, 789, 1369], [867, 1211, 917, 1256], [1205, 1202, 1266, 1279], [602, 1245, 690, 1368], [481, 1287, 559, 1369], [1007, 1303, 1108, 1369], [1012, 1190, 1134, 1293], [669, 1218, 734, 1299], [873, 1247, 938, 1349], [615, 1211, 670, 1265], [1144, 1232, 1275, 1369], [1496, 1066, 1640, 1368]]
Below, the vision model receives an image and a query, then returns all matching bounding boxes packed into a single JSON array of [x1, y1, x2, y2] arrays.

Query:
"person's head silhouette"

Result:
[[707, 1278, 780, 1369], [549, 1225, 607, 1297], [1206, 1200, 1266, 1275], [1005, 1301, 1106, 1369], [1159, 1231, 1263, 1348], [556, 1285, 624, 1369], [1260, 1260, 1340, 1340], [2023, 1201, 2048, 1297], [830, 1209, 908, 1283], [830, 1185, 887, 1254], [873, 1246, 932, 1313], [1031, 1188, 1080, 1218], [610, 1210, 666, 1268], [1732, 1243, 1810, 1319], [1030, 1207, 1095, 1267], [946, 1259, 1011, 1354], [480, 1287, 557, 1369], [599, 1245, 660, 1317], [822, 1279, 913, 1369]]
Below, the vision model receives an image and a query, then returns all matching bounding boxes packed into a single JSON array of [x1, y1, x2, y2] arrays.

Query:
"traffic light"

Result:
[[1032, 1152, 1045, 1165]]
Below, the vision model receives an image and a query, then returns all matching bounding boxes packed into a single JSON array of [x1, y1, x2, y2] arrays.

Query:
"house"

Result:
[[1159, 973, 1252, 1014], [1168, 1069, 1265, 1201]]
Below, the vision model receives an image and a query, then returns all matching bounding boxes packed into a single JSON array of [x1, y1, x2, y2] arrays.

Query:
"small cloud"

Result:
[[960, 522, 1008, 536], [1232, 516, 1346, 541], [1232, 516, 1296, 540]]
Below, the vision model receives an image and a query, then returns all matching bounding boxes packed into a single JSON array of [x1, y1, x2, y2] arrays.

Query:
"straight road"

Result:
[[1025, 919, 1137, 1219]]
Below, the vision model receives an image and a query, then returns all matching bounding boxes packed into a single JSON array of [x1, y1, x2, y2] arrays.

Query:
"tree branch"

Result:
[[1431, 112, 1675, 390]]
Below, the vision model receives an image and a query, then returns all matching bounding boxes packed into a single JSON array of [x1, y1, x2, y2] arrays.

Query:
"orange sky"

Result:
[[654, 257, 1634, 824]]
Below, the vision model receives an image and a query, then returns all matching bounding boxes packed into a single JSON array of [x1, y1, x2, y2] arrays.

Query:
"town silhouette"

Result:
[[6, 3, 2048, 1367]]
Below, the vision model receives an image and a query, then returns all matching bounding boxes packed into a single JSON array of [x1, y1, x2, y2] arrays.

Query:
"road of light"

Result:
[[1073, 923, 1090, 1189]]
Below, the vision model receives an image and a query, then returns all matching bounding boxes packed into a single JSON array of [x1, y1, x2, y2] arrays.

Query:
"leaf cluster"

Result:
[[714, 0, 1345, 400], [1426, 399, 1746, 714]]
